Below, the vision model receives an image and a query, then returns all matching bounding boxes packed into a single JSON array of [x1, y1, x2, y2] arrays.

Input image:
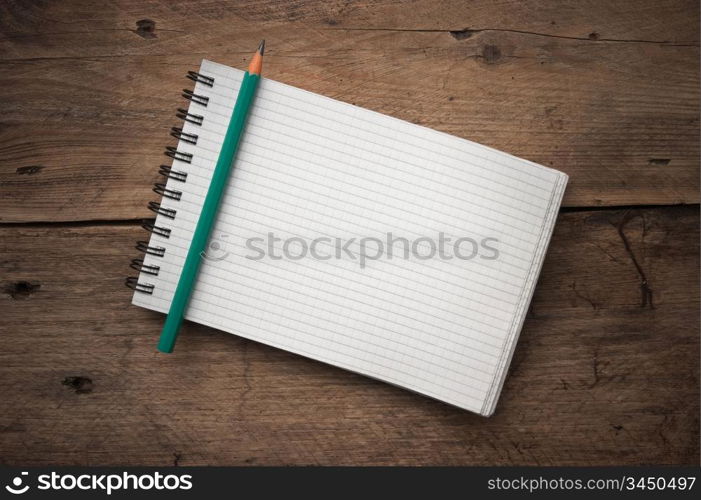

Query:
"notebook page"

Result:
[[133, 59, 568, 415]]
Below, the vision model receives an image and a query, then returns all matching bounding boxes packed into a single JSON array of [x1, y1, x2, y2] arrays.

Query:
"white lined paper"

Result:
[[133, 59, 568, 415]]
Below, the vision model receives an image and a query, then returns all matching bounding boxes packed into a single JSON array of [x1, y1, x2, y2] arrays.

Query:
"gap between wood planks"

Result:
[[1, 203, 697, 228]]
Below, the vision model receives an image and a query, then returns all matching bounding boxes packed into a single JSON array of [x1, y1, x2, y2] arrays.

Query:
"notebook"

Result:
[[129, 59, 568, 416]]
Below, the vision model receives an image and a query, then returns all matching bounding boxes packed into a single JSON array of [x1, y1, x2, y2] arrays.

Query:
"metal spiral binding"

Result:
[[165, 145, 193, 164], [148, 201, 176, 219], [127, 69, 215, 294], [176, 108, 204, 125], [130, 258, 160, 276], [153, 182, 182, 201], [182, 89, 209, 106], [186, 71, 214, 87], [136, 240, 167, 257], [125, 277, 155, 294], [158, 165, 188, 182], [170, 127, 198, 145], [142, 221, 172, 238]]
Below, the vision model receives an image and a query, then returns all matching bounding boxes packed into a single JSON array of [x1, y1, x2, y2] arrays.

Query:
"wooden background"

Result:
[[0, 0, 698, 465]]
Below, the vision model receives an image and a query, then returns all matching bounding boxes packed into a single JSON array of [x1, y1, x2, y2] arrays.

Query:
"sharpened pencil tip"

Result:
[[248, 40, 265, 74]]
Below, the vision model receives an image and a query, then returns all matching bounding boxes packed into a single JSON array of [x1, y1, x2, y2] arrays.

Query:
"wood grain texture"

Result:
[[0, 0, 698, 467], [0, 206, 697, 465], [0, 0, 699, 222]]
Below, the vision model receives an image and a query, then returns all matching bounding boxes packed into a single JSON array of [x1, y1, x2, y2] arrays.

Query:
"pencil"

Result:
[[157, 40, 265, 353]]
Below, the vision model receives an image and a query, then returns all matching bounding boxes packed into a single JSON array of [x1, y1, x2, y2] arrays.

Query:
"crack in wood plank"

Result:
[[614, 211, 654, 309], [322, 26, 700, 46]]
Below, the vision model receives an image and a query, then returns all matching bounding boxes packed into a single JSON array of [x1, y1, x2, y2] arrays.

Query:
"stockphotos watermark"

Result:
[[202, 231, 500, 268], [4, 470, 192, 495]]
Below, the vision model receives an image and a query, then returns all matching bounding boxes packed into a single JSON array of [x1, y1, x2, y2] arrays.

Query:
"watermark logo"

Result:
[[5, 472, 29, 495], [244, 232, 500, 268], [201, 232, 231, 262], [2, 471, 193, 496]]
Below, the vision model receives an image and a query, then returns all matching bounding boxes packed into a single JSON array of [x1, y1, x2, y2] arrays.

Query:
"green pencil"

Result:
[[158, 40, 265, 353]]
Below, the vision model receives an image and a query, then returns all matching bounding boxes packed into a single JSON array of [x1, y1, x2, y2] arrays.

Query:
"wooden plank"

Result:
[[1, 0, 698, 45], [0, 1, 698, 222], [0, 206, 697, 465]]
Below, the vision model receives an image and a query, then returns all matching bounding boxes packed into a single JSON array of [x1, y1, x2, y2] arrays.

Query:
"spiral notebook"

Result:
[[129, 59, 568, 416]]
